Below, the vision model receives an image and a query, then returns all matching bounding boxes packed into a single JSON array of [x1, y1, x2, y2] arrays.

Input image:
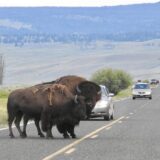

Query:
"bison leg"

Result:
[[34, 119, 45, 138], [41, 109, 54, 139], [67, 125, 76, 138], [56, 123, 70, 139], [46, 128, 54, 139], [14, 112, 23, 137], [8, 115, 15, 138], [21, 115, 29, 138]]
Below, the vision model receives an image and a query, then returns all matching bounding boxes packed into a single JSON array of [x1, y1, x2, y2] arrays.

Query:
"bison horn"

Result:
[[74, 95, 78, 104], [76, 86, 81, 93]]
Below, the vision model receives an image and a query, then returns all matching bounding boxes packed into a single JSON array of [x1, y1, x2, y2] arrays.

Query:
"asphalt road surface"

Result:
[[0, 86, 160, 160]]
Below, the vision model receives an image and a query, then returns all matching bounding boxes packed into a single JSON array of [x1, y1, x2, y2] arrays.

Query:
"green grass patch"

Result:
[[0, 97, 7, 125], [0, 89, 10, 98], [0, 89, 10, 125], [113, 86, 132, 101]]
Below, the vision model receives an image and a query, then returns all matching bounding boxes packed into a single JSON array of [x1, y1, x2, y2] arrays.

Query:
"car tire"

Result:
[[104, 106, 113, 121], [104, 114, 110, 121], [132, 97, 136, 100], [111, 105, 114, 120], [149, 96, 152, 100]]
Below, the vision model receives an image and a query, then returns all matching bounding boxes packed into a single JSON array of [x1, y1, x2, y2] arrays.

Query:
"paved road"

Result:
[[0, 86, 160, 160]]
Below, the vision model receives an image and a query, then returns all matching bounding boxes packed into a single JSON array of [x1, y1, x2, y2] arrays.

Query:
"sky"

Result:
[[0, 0, 159, 7]]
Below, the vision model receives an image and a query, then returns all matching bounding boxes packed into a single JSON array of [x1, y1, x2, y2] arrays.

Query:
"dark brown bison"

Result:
[[40, 75, 101, 138], [7, 84, 86, 138], [44, 75, 101, 116]]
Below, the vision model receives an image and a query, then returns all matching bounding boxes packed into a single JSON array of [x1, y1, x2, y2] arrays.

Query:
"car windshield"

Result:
[[100, 87, 109, 99], [134, 84, 149, 89]]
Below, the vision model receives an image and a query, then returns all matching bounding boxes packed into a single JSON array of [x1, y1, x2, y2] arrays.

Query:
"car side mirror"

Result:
[[109, 93, 114, 97]]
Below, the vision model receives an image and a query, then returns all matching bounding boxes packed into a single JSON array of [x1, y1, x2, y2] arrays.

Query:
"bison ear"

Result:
[[74, 95, 79, 104]]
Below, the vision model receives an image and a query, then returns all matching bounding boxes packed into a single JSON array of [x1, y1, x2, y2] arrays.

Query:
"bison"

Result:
[[7, 84, 87, 138], [39, 75, 101, 138]]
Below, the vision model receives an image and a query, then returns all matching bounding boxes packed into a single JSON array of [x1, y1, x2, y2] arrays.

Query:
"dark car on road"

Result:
[[150, 79, 159, 85]]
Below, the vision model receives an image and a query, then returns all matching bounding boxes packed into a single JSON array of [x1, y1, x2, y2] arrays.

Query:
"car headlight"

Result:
[[145, 91, 151, 95]]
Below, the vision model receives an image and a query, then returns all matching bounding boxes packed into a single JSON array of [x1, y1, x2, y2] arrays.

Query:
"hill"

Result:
[[0, 2, 160, 45]]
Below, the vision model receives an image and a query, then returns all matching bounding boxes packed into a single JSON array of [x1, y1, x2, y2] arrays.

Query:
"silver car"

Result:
[[90, 85, 114, 120], [132, 82, 152, 100]]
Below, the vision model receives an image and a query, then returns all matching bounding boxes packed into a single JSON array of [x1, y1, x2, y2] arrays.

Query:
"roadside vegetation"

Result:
[[0, 89, 9, 125], [113, 86, 132, 100], [91, 68, 132, 95]]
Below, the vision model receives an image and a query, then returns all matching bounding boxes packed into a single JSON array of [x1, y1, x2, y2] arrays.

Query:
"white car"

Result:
[[132, 83, 152, 100], [90, 85, 114, 120]]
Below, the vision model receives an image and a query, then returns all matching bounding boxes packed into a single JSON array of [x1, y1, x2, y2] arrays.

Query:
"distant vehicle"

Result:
[[132, 83, 152, 100], [137, 80, 142, 82], [150, 79, 159, 85], [90, 85, 114, 120]]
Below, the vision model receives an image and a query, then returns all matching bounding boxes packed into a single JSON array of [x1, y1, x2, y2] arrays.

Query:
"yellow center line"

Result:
[[42, 116, 124, 160], [118, 121, 122, 123], [65, 148, 76, 154], [106, 126, 112, 130], [90, 135, 98, 139]]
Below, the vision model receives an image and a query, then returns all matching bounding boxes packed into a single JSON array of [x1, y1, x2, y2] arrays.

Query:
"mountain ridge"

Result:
[[0, 2, 160, 44]]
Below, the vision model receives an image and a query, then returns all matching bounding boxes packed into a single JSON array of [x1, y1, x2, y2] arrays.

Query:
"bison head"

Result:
[[76, 81, 101, 117]]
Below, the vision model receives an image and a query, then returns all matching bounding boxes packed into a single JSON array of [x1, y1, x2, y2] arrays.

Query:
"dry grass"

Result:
[[113, 86, 132, 101], [0, 97, 7, 126]]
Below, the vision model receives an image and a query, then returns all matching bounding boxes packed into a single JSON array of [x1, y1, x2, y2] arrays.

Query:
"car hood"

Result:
[[133, 89, 151, 93]]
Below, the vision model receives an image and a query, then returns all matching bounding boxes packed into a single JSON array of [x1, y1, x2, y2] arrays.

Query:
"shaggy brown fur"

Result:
[[7, 84, 86, 138]]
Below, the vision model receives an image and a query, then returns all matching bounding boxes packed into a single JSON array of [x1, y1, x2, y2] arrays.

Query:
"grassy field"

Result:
[[113, 86, 132, 100], [2, 39, 160, 85], [0, 89, 9, 126]]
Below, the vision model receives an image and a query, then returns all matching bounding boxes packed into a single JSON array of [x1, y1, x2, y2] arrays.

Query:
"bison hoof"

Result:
[[9, 134, 15, 138], [21, 132, 27, 138], [21, 134, 27, 138], [63, 134, 70, 139], [39, 133, 45, 138], [46, 136, 54, 139], [71, 135, 77, 139]]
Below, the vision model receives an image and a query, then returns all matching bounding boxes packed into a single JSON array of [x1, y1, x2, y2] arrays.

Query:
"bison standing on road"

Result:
[[7, 84, 87, 138], [42, 75, 101, 138]]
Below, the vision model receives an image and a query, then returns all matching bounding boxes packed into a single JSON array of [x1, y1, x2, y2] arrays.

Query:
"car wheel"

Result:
[[104, 114, 110, 121], [132, 97, 136, 100], [111, 105, 114, 120], [149, 96, 152, 100], [104, 107, 112, 121]]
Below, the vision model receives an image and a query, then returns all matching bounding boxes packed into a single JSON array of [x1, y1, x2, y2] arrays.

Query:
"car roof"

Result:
[[135, 82, 149, 85]]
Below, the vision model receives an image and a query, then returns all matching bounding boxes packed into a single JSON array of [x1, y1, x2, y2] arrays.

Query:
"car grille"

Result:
[[138, 92, 145, 94]]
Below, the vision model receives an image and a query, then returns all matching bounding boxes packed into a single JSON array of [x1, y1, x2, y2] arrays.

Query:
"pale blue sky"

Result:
[[0, 0, 159, 7]]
